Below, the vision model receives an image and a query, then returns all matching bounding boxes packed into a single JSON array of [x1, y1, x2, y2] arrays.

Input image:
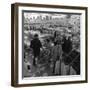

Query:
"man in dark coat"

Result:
[[62, 36, 72, 54], [62, 36, 72, 65], [30, 34, 42, 66]]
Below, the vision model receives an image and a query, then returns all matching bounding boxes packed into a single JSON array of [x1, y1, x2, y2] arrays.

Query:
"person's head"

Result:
[[54, 31, 58, 37], [34, 34, 38, 39], [63, 35, 66, 40], [46, 39, 50, 43], [57, 38, 62, 45], [68, 36, 72, 41], [65, 35, 68, 39]]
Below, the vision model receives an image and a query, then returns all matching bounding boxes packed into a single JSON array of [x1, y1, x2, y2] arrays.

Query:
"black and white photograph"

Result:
[[23, 11, 81, 78], [11, 3, 87, 87]]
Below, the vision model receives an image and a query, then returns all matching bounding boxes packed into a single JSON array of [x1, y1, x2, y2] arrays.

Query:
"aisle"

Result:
[[23, 53, 76, 77]]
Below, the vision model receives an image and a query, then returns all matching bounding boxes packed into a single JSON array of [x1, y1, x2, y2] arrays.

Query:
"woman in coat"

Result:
[[51, 38, 62, 75]]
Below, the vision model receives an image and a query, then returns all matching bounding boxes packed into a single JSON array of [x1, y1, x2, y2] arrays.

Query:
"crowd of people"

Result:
[[29, 31, 80, 75]]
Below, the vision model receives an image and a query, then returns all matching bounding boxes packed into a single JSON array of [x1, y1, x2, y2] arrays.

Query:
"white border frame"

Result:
[[18, 6, 86, 84]]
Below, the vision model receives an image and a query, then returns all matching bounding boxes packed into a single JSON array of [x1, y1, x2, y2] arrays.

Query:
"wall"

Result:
[[0, 0, 89, 90]]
